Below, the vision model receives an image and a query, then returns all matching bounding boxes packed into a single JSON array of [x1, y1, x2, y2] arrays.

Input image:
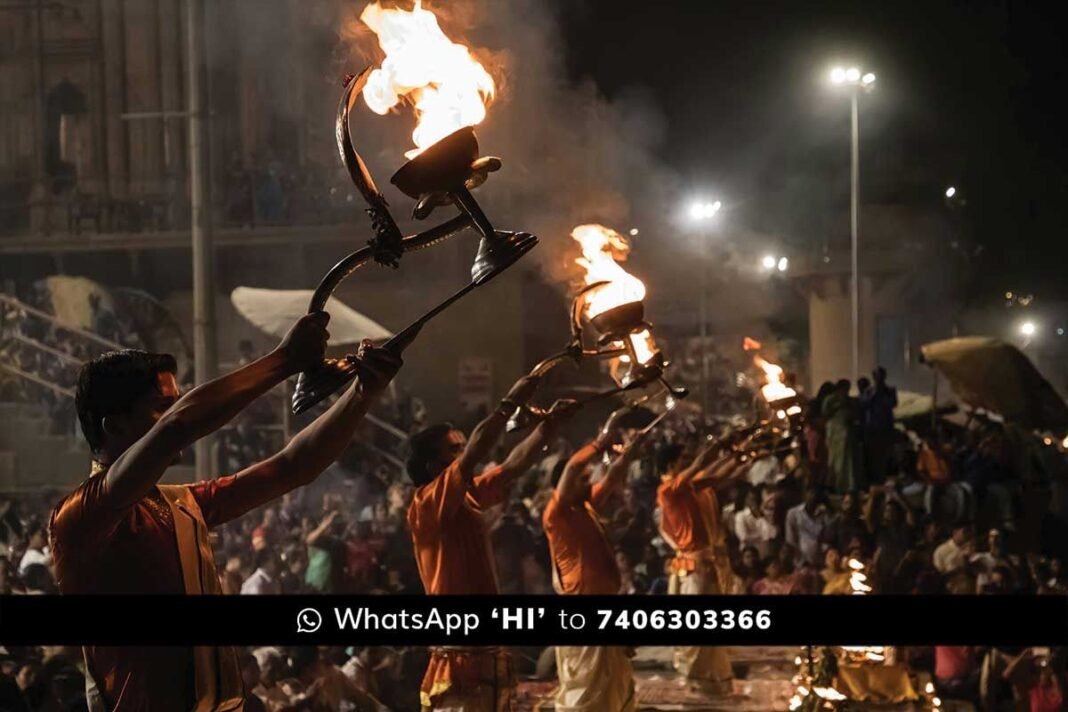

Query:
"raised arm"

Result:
[[192, 341, 402, 526], [558, 409, 628, 506], [556, 439, 606, 507], [676, 439, 723, 484], [495, 399, 578, 490], [104, 313, 330, 510], [590, 431, 646, 510], [693, 452, 749, 491], [458, 375, 541, 478]]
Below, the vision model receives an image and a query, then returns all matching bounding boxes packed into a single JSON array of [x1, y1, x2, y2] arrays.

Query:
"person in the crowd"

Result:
[[861, 367, 898, 484], [933, 524, 976, 593], [933, 646, 980, 702], [751, 556, 794, 594], [784, 485, 829, 568], [820, 490, 870, 557], [404, 372, 576, 712], [241, 549, 283, 595], [822, 379, 866, 493], [16, 524, 50, 576], [48, 314, 401, 711], [543, 413, 644, 712], [733, 484, 777, 559]]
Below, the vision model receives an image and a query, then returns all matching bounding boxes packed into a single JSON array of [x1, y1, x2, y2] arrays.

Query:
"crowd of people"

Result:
[[0, 346, 1066, 710]]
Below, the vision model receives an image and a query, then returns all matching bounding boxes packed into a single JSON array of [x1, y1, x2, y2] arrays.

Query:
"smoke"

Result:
[[332, 0, 675, 286]]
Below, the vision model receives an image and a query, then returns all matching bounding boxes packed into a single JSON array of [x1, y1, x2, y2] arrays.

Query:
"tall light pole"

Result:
[[830, 66, 875, 384], [688, 199, 721, 415], [187, 0, 218, 478]]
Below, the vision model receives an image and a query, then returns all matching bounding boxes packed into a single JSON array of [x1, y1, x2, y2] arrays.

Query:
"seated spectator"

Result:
[[934, 646, 980, 702], [751, 557, 794, 595]]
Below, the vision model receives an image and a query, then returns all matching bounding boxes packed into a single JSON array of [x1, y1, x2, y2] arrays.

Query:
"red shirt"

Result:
[[407, 460, 510, 595], [50, 466, 294, 711]]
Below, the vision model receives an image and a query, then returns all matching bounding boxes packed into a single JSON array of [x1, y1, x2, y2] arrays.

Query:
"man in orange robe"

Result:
[[406, 375, 576, 711], [655, 440, 746, 694], [543, 416, 644, 712], [49, 315, 401, 711]]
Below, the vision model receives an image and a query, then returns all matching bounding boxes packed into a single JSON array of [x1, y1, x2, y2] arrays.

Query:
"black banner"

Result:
[[1, 595, 1065, 646]]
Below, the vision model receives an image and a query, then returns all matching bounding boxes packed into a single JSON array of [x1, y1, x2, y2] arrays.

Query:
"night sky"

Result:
[[555, 1, 1067, 301]]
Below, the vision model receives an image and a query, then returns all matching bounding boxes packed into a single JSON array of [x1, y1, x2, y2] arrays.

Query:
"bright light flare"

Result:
[[762, 255, 777, 270], [845, 67, 861, 82], [777, 256, 789, 272], [945, 186, 957, 198], [861, 72, 876, 85], [830, 67, 846, 84], [1020, 321, 1037, 337], [689, 200, 721, 221], [359, 0, 495, 159]]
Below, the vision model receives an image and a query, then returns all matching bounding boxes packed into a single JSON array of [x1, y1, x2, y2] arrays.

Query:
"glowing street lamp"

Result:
[[829, 64, 876, 383], [945, 186, 957, 198]]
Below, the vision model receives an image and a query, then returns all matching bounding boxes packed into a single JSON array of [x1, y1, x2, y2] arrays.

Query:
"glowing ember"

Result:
[[359, 1, 495, 159], [743, 336, 762, 351], [753, 355, 797, 404]]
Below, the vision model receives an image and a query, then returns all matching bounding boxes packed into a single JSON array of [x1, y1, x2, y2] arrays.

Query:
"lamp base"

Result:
[[292, 356, 360, 415], [471, 230, 538, 286]]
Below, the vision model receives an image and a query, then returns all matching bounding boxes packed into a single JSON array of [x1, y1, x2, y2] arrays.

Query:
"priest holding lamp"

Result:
[[50, 312, 401, 711]]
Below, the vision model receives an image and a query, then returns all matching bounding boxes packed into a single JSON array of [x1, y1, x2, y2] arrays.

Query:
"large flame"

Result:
[[753, 354, 797, 404], [571, 224, 656, 365], [359, 1, 495, 159]]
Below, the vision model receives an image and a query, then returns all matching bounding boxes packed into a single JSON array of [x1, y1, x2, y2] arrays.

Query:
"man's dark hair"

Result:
[[406, 423, 454, 487], [656, 443, 685, 475], [254, 549, 277, 571], [75, 350, 177, 453]]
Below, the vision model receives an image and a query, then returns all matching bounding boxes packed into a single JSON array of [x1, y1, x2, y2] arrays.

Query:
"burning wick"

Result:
[[359, 0, 495, 159]]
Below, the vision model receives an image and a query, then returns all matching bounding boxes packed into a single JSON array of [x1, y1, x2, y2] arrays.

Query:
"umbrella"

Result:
[[231, 287, 391, 345], [920, 336, 1068, 432]]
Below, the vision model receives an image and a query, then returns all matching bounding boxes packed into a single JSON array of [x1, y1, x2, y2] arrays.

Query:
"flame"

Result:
[[359, 1, 495, 159], [743, 336, 762, 351], [572, 224, 646, 318], [571, 224, 656, 366], [753, 355, 797, 404]]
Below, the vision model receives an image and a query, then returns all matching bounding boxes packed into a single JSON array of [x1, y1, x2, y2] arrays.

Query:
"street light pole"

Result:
[[687, 199, 720, 416], [699, 223, 709, 414], [850, 88, 860, 385], [187, 0, 218, 479], [831, 66, 874, 385]]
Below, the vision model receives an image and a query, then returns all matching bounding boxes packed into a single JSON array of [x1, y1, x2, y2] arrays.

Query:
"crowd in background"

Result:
[[0, 359, 1066, 709]]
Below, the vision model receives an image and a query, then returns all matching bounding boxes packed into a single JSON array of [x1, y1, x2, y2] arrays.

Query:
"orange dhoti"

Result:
[[420, 647, 515, 712]]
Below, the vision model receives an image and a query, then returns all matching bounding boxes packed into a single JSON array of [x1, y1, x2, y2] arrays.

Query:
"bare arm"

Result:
[[458, 375, 541, 478], [495, 400, 578, 490], [591, 433, 645, 509], [193, 344, 403, 526], [677, 441, 723, 484], [306, 511, 339, 547], [556, 439, 604, 507], [105, 313, 329, 511]]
